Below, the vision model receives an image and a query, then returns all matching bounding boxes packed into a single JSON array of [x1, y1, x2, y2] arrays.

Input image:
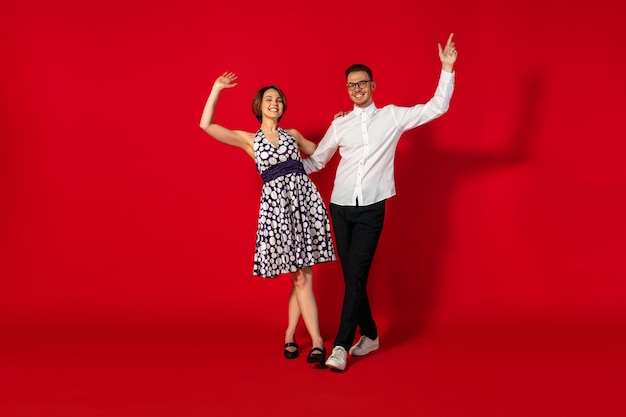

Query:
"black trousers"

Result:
[[330, 200, 386, 350]]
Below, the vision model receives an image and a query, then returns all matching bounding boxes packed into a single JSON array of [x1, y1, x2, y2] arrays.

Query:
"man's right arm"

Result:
[[302, 123, 339, 174]]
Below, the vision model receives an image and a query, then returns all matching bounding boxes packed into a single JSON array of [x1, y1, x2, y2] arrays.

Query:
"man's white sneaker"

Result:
[[349, 336, 379, 356], [325, 346, 347, 371]]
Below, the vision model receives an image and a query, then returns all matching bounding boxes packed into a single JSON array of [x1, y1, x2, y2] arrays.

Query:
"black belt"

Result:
[[260, 159, 306, 183]]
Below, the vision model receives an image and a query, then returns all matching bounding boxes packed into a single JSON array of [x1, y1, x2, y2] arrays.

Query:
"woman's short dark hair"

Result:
[[345, 64, 374, 81], [251, 85, 287, 122]]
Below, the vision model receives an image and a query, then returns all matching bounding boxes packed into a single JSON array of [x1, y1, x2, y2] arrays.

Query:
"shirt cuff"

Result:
[[441, 69, 455, 78]]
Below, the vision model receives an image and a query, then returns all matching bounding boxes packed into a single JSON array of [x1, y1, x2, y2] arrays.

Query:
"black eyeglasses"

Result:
[[346, 80, 372, 91]]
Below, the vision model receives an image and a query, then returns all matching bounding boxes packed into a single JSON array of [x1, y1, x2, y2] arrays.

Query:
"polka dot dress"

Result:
[[253, 128, 336, 278]]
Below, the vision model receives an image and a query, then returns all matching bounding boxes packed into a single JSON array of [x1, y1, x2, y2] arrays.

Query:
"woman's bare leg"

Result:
[[285, 282, 300, 354], [291, 268, 323, 349]]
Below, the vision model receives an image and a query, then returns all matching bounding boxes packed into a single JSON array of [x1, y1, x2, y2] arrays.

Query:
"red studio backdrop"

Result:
[[1, 0, 625, 332]]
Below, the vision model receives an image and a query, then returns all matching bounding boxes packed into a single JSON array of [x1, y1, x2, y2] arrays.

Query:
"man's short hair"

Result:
[[345, 64, 373, 81]]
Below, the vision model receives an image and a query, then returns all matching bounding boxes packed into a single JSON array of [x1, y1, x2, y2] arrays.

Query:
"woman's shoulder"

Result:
[[282, 127, 301, 137]]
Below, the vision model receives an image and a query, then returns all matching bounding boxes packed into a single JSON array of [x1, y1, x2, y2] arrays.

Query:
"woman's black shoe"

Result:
[[284, 342, 299, 359], [306, 346, 326, 364]]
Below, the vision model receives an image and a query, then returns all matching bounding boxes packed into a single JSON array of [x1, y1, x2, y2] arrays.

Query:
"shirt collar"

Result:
[[352, 102, 377, 117]]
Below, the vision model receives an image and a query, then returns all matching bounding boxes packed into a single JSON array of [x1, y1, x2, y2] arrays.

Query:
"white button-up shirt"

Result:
[[303, 70, 455, 206]]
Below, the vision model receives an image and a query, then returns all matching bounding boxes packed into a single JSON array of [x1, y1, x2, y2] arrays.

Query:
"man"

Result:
[[302, 33, 458, 371]]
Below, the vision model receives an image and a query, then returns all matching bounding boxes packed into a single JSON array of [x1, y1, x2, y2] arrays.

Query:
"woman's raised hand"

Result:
[[214, 72, 239, 89]]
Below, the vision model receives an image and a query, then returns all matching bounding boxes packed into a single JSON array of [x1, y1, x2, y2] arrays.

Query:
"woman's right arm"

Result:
[[199, 72, 255, 159]]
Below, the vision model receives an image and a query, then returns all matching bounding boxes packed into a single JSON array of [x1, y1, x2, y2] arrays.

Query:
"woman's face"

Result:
[[261, 88, 284, 120]]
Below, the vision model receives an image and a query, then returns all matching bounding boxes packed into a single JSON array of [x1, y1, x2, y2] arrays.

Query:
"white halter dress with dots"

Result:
[[253, 127, 335, 278]]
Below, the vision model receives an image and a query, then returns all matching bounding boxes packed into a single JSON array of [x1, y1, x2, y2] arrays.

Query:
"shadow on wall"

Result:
[[375, 69, 545, 346]]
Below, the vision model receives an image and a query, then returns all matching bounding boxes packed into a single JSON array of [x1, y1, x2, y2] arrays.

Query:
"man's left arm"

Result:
[[395, 33, 458, 131]]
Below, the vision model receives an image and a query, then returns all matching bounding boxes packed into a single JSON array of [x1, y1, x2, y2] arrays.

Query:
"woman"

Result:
[[199, 72, 335, 365]]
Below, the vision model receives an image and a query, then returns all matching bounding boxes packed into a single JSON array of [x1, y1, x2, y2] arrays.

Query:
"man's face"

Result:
[[346, 70, 375, 108]]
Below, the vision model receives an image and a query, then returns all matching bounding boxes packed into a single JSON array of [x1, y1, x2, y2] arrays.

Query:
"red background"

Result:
[[1, 1, 625, 415], [2, 0, 624, 329]]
